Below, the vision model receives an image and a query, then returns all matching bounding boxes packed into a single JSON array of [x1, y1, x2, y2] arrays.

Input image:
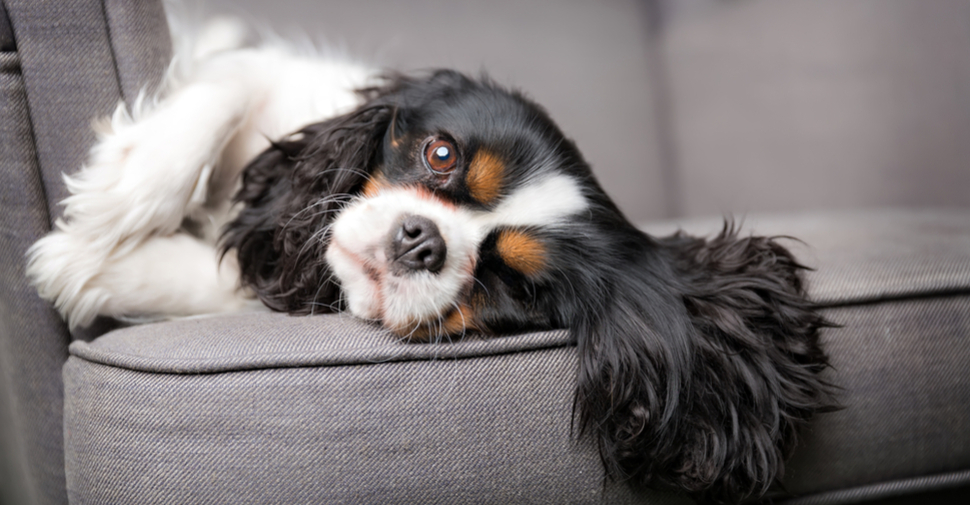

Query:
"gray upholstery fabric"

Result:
[[70, 313, 575, 374], [661, 0, 970, 217], [0, 47, 71, 505], [62, 210, 970, 504], [786, 297, 970, 498], [0, 2, 171, 504], [5, 0, 170, 223], [0, 3, 14, 51], [63, 317, 691, 505], [102, 0, 171, 102], [5, 0, 127, 222], [783, 469, 970, 505]]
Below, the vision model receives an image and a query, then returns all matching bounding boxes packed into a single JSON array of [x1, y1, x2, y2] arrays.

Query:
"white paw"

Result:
[[26, 228, 111, 329]]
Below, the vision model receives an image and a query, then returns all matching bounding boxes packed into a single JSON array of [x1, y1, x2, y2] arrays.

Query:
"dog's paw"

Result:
[[26, 228, 112, 329]]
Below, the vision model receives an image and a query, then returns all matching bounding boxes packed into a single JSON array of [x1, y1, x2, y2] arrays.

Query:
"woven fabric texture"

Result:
[[784, 296, 970, 500], [63, 341, 691, 505], [0, 1, 171, 505], [642, 209, 970, 305], [783, 469, 970, 505], [5, 0, 170, 223], [70, 312, 572, 373], [0, 49, 67, 505]]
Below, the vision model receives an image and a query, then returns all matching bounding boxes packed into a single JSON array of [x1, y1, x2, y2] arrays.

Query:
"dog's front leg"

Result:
[[62, 81, 251, 246], [27, 80, 254, 328]]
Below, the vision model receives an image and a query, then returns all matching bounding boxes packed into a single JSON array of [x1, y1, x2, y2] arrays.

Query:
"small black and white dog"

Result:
[[27, 21, 834, 504]]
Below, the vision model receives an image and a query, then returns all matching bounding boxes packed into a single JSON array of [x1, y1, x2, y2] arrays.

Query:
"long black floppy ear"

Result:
[[220, 85, 399, 314], [574, 222, 836, 504]]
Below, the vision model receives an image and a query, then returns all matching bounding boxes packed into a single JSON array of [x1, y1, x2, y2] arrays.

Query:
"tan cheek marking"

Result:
[[392, 305, 478, 341], [440, 305, 478, 336], [361, 172, 388, 198], [496, 230, 547, 277], [466, 149, 505, 204]]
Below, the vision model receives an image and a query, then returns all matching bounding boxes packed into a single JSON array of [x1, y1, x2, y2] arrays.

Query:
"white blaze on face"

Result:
[[325, 172, 588, 331]]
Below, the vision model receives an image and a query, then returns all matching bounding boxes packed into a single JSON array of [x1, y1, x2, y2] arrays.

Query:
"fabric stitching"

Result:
[[815, 288, 970, 310], [780, 468, 970, 505], [67, 336, 575, 375]]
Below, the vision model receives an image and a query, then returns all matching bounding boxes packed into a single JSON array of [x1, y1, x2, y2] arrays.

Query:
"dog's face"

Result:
[[226, 70, 625, 341], [324, 74, 599, 339]]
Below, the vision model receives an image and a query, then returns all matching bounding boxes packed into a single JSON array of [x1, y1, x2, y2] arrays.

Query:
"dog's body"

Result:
[[27, 23, 834, 504]]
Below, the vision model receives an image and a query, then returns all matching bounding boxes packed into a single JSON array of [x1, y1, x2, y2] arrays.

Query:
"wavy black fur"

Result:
[[573, 223, 837, 504], [221, 70, 837, 504], [221, 83, 401, 313]]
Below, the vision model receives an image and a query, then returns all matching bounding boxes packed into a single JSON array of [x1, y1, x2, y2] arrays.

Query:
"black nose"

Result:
[[388, 215, 447, 274]]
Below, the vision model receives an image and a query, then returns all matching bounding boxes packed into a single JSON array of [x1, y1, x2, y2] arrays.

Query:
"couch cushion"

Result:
[[783, 296, 970, 502], [64, 209, 970, 504], [70, 313, 572, 374], [661, 0, 970, 217], [64, 314, 690, 505]]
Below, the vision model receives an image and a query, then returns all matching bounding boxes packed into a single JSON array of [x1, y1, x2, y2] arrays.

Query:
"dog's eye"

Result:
[[424, 138, 458, 173]]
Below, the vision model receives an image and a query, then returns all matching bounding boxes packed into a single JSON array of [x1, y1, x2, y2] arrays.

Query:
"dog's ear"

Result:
[[221, 90, 398, 313], [574, 222, 836, 504]]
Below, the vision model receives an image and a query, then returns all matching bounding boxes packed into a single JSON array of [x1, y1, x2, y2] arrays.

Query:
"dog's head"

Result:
[[222, 70, 835, 504], [225, 70, 627, 340]]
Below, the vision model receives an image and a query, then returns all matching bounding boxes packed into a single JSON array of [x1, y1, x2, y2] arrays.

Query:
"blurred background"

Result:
[[200, 0, 970, 224]]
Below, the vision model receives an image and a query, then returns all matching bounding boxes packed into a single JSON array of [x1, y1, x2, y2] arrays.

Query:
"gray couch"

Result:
[[1, 1, 969, 504]]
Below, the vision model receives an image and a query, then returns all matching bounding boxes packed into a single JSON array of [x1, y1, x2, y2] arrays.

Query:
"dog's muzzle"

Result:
[[325, 187, 483, 332]]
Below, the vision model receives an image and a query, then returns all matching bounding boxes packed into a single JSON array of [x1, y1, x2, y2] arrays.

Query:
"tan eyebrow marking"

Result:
[[496, 229, 546, 277], [466, 148, 505, 204], [361, 171, 388, 198]]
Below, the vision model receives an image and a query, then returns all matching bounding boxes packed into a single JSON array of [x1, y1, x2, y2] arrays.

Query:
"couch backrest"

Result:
[[658, 0, 970, 218]]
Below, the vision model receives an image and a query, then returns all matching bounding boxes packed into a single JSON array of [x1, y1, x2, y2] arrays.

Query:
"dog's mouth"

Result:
[[325, 188, 484, 338]]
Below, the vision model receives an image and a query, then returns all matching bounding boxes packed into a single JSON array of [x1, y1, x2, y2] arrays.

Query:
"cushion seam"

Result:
[[67, 338, 575, 375], [780, 468, 970, 505], [816, 287, 970, 309]]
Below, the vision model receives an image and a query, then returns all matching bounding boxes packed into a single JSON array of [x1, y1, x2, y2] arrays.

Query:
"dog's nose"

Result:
[[389, 215, 447, 274]]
